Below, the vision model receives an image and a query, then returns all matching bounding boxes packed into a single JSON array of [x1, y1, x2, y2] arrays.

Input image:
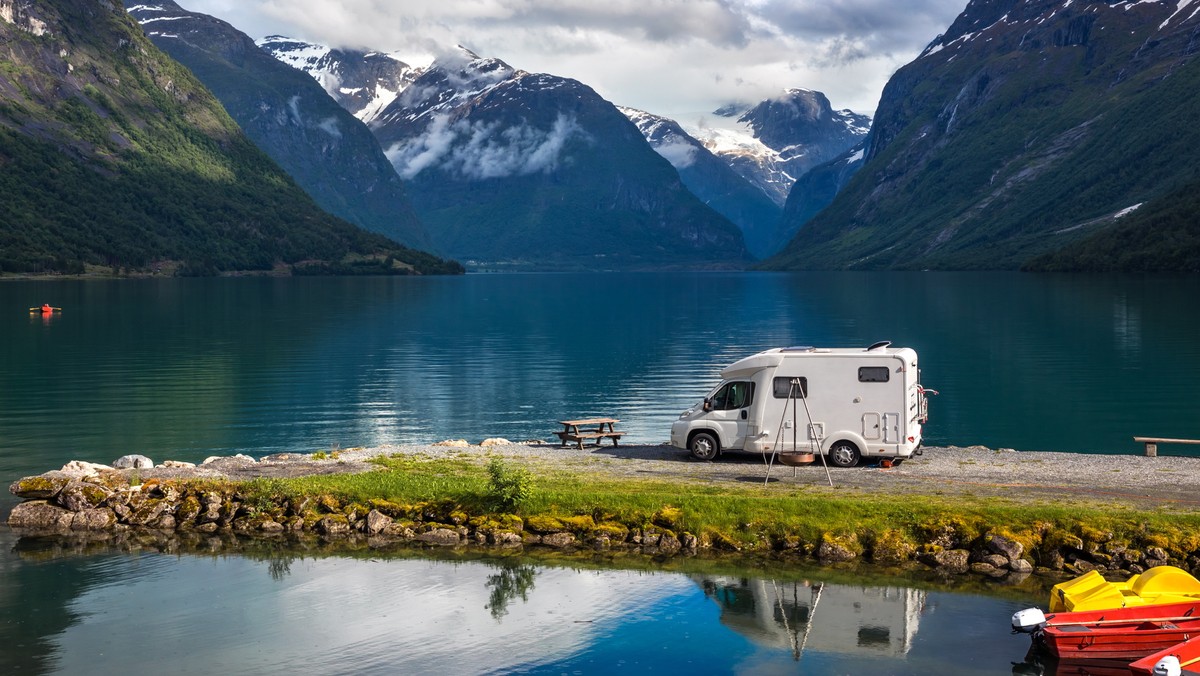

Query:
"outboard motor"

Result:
[[1153, 655, 1182, 676], [1012, 607, 1048, 633]]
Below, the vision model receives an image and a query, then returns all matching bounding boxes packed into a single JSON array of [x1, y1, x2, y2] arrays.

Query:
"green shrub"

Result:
[[486, 459, 533, 511]]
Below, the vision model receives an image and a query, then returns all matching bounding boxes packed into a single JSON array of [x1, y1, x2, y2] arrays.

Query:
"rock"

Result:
[[970, 562, 1007, 578], [1145, 547, 1169, 561], [981, 554, 1010, 569], [10, 474, 71, 500], [57, 480, 113, 512], [490, 531, 523, 546], [158, 460, 196, 469], [7, 500, 74, 529], [817, 540, 858, 563], [364, 509, 392, 536], [479, 438, 512, 447], [416, 527, 460, 545], [985, 533, 1024, 561], [317, 516, 351, 535], [1044, 550, 1066, 570], [1069, 560, 1097, 573], [920, 549, 970, 574], [71, 508, 117, 530], [432, 439, 470, 447], [659, 534, 682, 553], [541, 532, 576, 548], [60, 461, 113, 477], [113, 454, 154, 469], [1009, 558, 1034, 574]]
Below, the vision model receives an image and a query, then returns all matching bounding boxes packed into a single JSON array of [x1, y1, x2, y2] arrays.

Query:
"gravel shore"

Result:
[[122, 442, 1200, 512]]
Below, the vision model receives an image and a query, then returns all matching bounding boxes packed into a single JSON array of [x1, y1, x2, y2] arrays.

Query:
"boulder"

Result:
[[416, 527, 461, 545], [7, 500, 74, 529], [920, 549, 970, 574], [9, 474, 71, 500], [970, 562, 1007, 578], [113, 454, 154, 469], [158, 460, 196, 469], [1009, 558, 1035, 574], [60, 461, 113, 478], [541, 532, 576, 548], [431, 439, 470, 447], [981, 553, 1010, 569], [817, 540, 858, 563], [57, 480, 113, 512], [364, 509, 392, 536], [985, 533, 1024, 561], [479, 438, 512, 447], [71, 508, 116, 530]]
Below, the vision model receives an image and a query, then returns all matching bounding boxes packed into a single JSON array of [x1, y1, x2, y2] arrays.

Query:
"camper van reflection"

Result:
[[693, 576, 925, 658]]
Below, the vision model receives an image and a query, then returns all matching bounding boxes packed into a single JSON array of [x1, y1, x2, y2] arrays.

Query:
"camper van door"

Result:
[[707, 380, 755, 450]]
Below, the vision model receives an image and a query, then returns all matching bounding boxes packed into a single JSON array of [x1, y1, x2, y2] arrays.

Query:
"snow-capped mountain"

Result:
[[680, 89, 871, 207], [128, 2, 433, 252], [265, 40, 747, 269], [620, 106, 783, 258], [257, 36, 419, 124]]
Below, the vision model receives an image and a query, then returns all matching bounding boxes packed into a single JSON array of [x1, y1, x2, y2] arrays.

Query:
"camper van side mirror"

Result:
[[703, 398, 712, 412]]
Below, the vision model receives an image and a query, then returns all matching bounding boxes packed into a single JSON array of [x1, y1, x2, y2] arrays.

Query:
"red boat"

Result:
[[1033, 601, 1200, 661], [1128, 635, 1200, 676]]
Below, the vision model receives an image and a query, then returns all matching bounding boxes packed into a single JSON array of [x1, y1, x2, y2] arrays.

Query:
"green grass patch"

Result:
[[218, 454, 1200, 556]]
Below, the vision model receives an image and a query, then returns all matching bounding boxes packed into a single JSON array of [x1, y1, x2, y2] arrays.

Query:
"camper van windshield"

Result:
[[711, 381, 754, 410]]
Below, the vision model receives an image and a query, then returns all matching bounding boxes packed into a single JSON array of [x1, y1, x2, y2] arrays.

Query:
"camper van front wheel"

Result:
[[828, 441, 861, 468], [689, 432, 720, 461]]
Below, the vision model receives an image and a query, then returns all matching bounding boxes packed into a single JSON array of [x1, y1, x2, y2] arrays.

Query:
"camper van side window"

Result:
[[858, 367, 890, 383], [712, 381, 754, 410], [772, 377, 807, 399]]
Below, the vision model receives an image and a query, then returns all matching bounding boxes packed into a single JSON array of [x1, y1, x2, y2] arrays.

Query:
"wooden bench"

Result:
[[556, 418, 625, 449], [1134, 436, 1200, 457]]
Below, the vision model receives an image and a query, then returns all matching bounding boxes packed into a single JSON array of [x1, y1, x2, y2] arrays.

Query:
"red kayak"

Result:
[[1128, 635, 1200, 675], [1033, 601, 1200, 661]]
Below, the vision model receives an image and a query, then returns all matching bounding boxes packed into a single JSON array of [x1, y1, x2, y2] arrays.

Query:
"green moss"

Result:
[[525, 515, 565, 534], [868, 529, 916, 565], [652, 506, 683, 530], [559, 515, 596, 534]]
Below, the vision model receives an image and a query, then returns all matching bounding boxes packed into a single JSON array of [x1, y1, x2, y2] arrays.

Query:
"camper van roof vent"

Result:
[[781, 346, 816, 353], [867, 340, 892, 351]]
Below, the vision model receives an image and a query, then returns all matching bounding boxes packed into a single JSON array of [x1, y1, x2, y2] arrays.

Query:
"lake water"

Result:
[[2, 271, 1196, 674], [2, 272, 1197, 482], [0, 531, 1041, 675]]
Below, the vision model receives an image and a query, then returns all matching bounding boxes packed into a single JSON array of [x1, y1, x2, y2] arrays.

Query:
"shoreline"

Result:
[[8, 442, 1200, 581]]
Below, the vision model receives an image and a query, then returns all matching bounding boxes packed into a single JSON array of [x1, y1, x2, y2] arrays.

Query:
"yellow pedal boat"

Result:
[[1050, 565, 1200, 612]]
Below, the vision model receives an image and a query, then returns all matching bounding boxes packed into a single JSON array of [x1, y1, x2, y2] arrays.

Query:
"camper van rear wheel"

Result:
[[828, 441, 861, 468], [689, 432, 720, 461]]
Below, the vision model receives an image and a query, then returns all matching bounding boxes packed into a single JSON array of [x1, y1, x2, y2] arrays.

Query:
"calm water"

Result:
[[3, 271, 1191, 674], [2, 272, 1197, 483], [0, 531, 1040, 675]]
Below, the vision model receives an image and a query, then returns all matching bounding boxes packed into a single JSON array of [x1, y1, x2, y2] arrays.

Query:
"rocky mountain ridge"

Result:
[[0, 0, 457, 275], [128, 1, 433, 252], [767, 0, 1200, 271]]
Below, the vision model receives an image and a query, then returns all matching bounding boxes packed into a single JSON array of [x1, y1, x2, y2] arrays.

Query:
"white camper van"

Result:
[[670, 342, 929, 466]]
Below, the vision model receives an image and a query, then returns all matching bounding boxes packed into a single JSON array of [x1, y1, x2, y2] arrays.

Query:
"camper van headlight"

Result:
[[679, 408, 694, 419]]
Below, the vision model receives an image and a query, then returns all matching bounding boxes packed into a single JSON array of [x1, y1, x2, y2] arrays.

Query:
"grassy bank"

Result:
[[233, 453, 1200, 568]]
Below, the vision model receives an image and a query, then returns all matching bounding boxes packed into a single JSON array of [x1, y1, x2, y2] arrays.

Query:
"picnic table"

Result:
[[555, 418, 625, 449]]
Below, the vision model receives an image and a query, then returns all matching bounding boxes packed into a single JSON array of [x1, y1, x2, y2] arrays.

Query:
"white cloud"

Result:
[[385, 112, 585, 180], [655, 140, 700, 169], [180, 0, 966, 117]]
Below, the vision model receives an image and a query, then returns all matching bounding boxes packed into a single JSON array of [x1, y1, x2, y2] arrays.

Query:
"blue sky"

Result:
[[182, 0, 967, 117]]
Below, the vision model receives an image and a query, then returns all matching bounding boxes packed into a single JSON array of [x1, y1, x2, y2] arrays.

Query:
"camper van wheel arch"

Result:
[[688, 431, 720, 461], [828, 440, 861, 468]]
